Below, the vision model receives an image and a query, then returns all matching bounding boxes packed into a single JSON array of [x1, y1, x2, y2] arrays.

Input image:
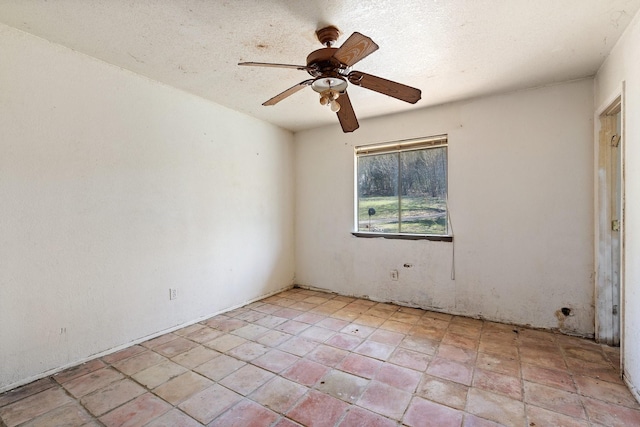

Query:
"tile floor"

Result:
[[1, 288, 639, 427]]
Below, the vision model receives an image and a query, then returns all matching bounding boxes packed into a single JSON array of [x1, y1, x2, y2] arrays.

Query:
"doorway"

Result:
[[596, 94, 624, 350]]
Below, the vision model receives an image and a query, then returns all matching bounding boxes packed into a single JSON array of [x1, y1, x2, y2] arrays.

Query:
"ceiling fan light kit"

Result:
[[239, 26, 421, 133], [313, 77, 346, 112]]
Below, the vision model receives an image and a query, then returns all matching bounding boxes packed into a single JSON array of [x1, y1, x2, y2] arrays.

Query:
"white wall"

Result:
[[595, 10, 640, 402], [295, 79, 594, 336], [0, 25, 295, 392]]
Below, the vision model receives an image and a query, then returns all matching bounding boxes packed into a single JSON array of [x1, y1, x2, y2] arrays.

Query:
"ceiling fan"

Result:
[[238, 26, 422, 133]]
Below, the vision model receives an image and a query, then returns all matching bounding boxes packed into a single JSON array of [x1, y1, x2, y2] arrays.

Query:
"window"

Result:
[[354, 135, 449, 240]]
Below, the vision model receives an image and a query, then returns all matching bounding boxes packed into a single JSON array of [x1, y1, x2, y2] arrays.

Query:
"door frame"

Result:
[[594, 83, 625, 359]]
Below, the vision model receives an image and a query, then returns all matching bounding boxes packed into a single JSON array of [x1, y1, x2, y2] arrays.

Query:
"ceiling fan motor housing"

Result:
[[306, 48, 349, 79]]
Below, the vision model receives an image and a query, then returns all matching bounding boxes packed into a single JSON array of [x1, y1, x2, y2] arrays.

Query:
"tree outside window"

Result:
[[356, 137, 448, 236]]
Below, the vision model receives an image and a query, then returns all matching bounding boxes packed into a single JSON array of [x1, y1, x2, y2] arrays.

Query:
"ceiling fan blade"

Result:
[[263, 80, 313, 106], [238, 62, 311, 71], [332, 32, 379, 67], [348, 71, 421, 104], [336, 91, 359, 133]]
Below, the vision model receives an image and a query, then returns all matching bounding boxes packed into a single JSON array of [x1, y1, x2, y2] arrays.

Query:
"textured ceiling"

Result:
[[1, 0, 639, 132]]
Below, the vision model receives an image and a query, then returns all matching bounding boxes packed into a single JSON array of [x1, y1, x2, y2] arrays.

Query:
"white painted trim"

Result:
[[625, 375, 640, 405], [620, 81, 627, 372], [0, 285, 294, 394], [595, 84, 625, 116]]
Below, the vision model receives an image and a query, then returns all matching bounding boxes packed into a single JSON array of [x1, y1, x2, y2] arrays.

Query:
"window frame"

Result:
[[352, 135, 452, 242]]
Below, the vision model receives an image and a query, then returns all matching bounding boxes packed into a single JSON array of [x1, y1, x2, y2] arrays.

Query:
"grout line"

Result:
[[1, 287, 632, 427]]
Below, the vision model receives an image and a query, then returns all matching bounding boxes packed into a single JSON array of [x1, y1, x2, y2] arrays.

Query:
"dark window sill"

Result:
[[351, 232, 453, 242]]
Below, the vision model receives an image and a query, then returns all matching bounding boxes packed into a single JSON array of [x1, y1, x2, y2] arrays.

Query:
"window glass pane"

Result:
[[399, 147, 447, 234], [356, 137, 448, 237], [357, 153, 399, 233]]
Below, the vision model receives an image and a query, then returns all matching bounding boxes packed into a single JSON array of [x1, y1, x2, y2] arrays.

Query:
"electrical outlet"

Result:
[[390, 270, 399, 281], [169, 288, 177, 300]]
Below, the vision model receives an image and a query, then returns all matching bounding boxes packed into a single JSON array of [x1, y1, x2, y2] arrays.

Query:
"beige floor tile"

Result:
[[356, 380, 412, 420], [249, 376, 308, 413], [315, 369, 369, 404], [475, 352, 520, 377], [194, 354, 245, 381], [2, 289, 638, 427], [287, 390, 349, 427], [582, 396, 640, 427], [374, 363, 421, 393], [472, 368, 522, 400], [153, 337, 200, 358], [0, 378, 56, 407], [210, 398, 280, 427], [142, 333, 180, 349], [521, 363, 576, 393], [184, 326, 225, 344], [416, 375, 469, 410], [80, 379, 145, 416], [111, 350, 166, 376], [441, 332, 480, 351], [101, 345, 147, 365], [523, 381, 585, 419], [143, 408, 202, 427], [219, 364, 275, 396], [427, 357, 474, 386], [466, 388, 526, 427], [178, 384, 242, 424], [131, 360, 187, 389], [204, 333, 247, 352], [20, 403, 93, 427], [338, 406, 397, 427], [574, 375, 640, 408], [404, 396, 464, 427], [152, 371, 213, 405], [53, 359, 106, 384], [62, 368, 124, 398], [0, 387, 73, 427], [388, 347, 431, 371], [98, 393, 171, 427], [437, 343, 477, 365], [171, 345, 220, 369], [525, 404, 589, 427]]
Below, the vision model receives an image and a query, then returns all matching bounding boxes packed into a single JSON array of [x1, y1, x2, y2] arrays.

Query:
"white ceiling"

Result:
[[1, 0, 639, 132]]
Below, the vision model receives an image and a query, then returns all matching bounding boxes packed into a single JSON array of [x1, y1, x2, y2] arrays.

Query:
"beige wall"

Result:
[[295, 79, 595, 335], [0, 25, 296, 392], [595, 10, 640, 402]]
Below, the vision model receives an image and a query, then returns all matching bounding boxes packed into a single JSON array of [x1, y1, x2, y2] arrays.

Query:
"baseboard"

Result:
[[0, 284, 294, 394], [293, 283, 594, 339]]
